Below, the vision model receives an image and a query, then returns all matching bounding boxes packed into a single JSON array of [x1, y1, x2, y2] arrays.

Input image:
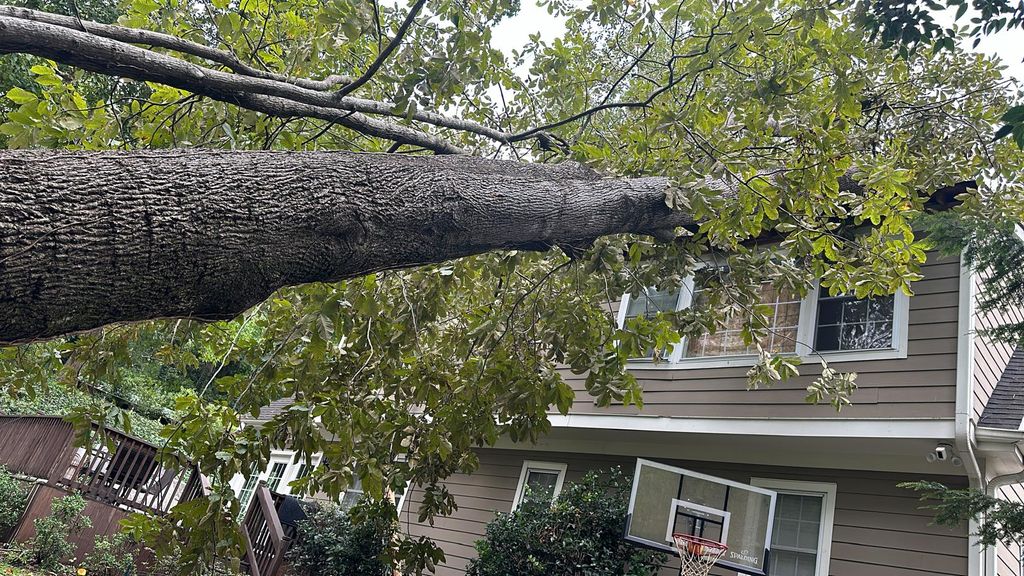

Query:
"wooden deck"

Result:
[[0, 415, 204, 515], [0, 414, 292, 576]]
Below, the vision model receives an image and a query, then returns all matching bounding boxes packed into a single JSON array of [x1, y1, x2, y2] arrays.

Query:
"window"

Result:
[[621, 286, 683, 359], [237, 468, 260, 515], [338, 474, 409, 511], [813, 288, 894, 352], [340, 476, 363, 510], [618, 272, 908, 367], [265, 462, 288, 492], [685, 271, 802, 358], [750, 479, 836, 576], [236, 457, 292, 519], [512, 461, 567, 511]]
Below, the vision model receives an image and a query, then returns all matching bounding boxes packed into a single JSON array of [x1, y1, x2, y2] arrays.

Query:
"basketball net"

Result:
[[672, 533, 728, 576]]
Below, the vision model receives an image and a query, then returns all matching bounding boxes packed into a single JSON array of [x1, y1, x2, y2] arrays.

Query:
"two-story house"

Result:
[[395, 250, 1024, 576], [237, 250, 1024, 576]]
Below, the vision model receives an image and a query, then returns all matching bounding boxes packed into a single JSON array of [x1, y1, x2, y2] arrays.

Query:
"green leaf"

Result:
[[1002, 105, 1024, 124], [6, 87, 36, 105], [994, 123, 1014, 141]]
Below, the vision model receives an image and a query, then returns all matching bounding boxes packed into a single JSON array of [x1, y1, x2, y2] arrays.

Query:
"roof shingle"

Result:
[[979, 346, 1024, 430]]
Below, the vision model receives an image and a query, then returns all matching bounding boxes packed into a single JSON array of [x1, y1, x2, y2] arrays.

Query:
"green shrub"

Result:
[[466, 468, 665, 576], [29, 493, 92, 571], [287, 502, 394, 576], [83, 532, 138, 576], [0, 465, 29, 538]]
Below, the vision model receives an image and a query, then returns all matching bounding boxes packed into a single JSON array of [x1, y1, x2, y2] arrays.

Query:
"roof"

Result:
[[247, 396, 295, 423], [979, 346, 1024, 430]]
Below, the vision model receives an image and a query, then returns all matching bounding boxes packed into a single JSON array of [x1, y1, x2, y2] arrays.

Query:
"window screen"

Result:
[[769, 493, 823, 576], [814, 288, 894, 352], [685, 272, 801, 358]]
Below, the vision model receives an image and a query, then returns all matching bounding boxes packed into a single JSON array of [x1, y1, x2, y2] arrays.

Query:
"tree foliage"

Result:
[[287, 502, 396, 576], [0, 0, 1021, 572], [0, 466, 28, 539]]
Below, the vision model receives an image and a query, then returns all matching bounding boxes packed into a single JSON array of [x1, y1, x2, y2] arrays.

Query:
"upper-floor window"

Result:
[[617, 271, 909, 368]]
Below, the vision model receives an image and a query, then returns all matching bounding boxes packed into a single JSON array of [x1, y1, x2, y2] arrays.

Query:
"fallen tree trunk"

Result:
[[0, 149, 685, 343]]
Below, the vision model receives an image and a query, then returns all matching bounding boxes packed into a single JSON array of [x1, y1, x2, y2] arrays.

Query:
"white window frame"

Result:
[[617, 277, 909, 369], [749, 478, 837, 576], [512, 460, 568, 511]]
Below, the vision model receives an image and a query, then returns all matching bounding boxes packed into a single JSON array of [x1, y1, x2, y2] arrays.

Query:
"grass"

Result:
[[0, 561, 40, 576]]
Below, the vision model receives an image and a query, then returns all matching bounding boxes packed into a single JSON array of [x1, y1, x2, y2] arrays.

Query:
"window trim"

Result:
[[749, 478, 837, 576], [511, 460, 568, 511], [618, 278, 909, 369]]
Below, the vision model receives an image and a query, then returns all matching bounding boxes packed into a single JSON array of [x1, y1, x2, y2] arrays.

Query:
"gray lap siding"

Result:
[[402, 448, 968, 576], [563, 255, 962, 422]]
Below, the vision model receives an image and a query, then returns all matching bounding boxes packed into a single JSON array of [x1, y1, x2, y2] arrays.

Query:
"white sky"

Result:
[[489, 1, 1023, 82]]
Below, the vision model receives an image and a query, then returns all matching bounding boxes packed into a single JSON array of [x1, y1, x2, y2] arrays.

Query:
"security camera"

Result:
[[926, 443, 955, 463]]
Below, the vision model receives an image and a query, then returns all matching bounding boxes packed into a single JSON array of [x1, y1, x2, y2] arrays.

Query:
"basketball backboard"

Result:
[[625, 459, 777, 575]]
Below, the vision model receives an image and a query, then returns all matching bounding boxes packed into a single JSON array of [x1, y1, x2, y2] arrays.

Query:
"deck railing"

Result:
[[0, 415, 288, 576], [240, 484, 289, 576], [0, 415, 204, 515]]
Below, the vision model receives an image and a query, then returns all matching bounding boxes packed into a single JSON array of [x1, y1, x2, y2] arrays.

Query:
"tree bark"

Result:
[[0, 150, 686, 343]]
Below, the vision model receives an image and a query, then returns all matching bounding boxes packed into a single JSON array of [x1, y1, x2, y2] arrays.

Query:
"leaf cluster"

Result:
[[466, 468, 665, 576]]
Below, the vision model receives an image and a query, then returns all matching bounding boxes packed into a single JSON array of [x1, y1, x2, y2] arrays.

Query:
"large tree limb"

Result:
[[0, 150, 686, 344]]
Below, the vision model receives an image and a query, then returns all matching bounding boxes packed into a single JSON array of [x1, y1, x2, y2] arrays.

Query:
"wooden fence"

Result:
[[0, 415, 75, 480]]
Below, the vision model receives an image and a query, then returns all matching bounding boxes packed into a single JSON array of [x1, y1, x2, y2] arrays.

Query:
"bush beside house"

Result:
[[0, 466, 28, 540], [287, 503, 395, 576], [466, 468, 665, 576]]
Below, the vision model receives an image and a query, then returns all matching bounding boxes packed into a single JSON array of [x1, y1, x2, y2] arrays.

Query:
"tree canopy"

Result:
[[0, 0, 1022, 572]]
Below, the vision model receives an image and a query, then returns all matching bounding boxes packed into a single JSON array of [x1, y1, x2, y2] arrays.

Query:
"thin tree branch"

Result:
[[0, 5, 352, 91], [0, 12, 512, 146], [0, 15, 462, 153], [333, 0, 425, 98], [335, 0, 426, 98]]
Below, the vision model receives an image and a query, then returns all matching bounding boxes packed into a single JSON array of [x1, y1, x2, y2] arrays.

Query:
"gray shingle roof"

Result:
[[247, 396, 295, 423], [979, 346, 1024, 430]]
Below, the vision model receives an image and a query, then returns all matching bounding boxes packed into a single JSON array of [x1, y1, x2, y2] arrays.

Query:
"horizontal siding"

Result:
[[997, 484, 1024, 576], [405, 448, 968, 576], [562, 253, 961, 421], [973, 272, 1024, 422]]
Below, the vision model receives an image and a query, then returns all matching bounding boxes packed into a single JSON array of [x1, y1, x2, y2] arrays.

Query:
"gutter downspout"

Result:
[[956, 254, 985, 576]]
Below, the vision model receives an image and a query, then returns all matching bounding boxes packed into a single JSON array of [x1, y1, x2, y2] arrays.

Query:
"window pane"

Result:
[[685, 275, 800, 359], [266, 462, 288, 492], [769, 492, 823, 575], [815, 289, 895, 352], [522, 469, 560, 504], [624, 287, 680, 319], [771, 550, 817, 576], [340, 476, 364, 510]]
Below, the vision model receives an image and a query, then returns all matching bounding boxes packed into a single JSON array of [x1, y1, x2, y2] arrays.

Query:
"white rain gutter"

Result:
[[955, 254, 985, 576], [976, 426, 1024, 576]]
